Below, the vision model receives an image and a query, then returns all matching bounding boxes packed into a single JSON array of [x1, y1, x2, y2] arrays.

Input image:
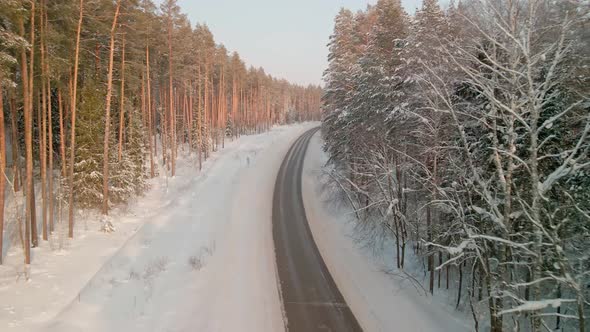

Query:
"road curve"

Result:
[[273, 128, 362, 332]]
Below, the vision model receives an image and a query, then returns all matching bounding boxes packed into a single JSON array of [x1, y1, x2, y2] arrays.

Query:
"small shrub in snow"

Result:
[[100, 216, 116, 233], [143, 257, 169, 279], [128, 269, 140, 281], [187, 244, 215, 271], [188, 255, 203, 271]]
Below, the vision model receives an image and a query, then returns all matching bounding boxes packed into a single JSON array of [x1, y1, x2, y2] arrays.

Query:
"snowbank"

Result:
[[302, 132, 473, 332]]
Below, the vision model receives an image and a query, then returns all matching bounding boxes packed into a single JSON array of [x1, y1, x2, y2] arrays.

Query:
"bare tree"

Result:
[[421, 1, 589, 330]]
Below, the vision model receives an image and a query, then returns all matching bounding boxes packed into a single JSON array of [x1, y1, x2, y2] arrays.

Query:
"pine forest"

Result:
[[0, 0, 321, 265]]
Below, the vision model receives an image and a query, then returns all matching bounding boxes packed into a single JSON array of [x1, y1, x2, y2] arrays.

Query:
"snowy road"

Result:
[[273, 128, 362, 332], [38, 124, 317, 332]]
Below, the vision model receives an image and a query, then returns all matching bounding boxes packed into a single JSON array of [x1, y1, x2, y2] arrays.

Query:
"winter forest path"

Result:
[[273, 128, 363, 332]]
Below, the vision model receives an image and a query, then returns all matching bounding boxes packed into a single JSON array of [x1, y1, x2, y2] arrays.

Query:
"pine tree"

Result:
[[70, 80, 104, 209], [225, 113, 233, 138], [110, 108, 147, 207], [322, 8, 356, 163]]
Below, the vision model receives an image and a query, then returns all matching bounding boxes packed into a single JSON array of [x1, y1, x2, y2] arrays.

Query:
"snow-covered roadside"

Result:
[[0, 123, 316, 332], [302, 132, 473, 332]]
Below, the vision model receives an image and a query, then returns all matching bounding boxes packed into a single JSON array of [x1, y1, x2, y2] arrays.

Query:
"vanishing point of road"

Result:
[[272, 128, 363, 332]]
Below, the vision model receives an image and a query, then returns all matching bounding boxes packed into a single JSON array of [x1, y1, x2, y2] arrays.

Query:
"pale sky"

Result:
[[160, 0, 426, 86]]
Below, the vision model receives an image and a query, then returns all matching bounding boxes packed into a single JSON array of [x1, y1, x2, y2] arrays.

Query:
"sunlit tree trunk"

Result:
[[117, 35, 126, 162], [203, 66, 209, 159], [28, 1, 38, 248], [0, 83, 6, 264], [9, 93, 21, 192], [161, 88, 167, 167], [167, 9, 176, 176], [58, 89, 66, 177], [44, 3, 54, 234], [188, 82, 193, 153], [102, 0, 122, 215], [40, 1, 48, 241], [197, 64, 203, 170], [18, 12, 32, 263], [146, 46, 155, 178], [68, 0, 84, 238]]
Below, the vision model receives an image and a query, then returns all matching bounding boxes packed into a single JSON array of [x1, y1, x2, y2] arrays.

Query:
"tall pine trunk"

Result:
[[117, 36, 126, 162], [28, 1, 38, 248], [68, 0, 84, 238], [18, 13, 32, 263], [188, 83, 193, 154], [47, 77, 54, 233], [44, 3, 54, 234], [0, 84, 6, 264], [40, 3, 48, 241], [101, 0, 121, 215], [58, 89, 66, 177], [145, 46, 155, 178], [197, 65, 202, 170], [9, 94, 21, 192], [167, 10, 176, 176]]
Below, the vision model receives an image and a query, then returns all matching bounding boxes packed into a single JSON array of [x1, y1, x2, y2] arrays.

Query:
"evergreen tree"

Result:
[[225, 113, 233, 138], [71, 80, 104, 209], [111, 107, 147, 205]]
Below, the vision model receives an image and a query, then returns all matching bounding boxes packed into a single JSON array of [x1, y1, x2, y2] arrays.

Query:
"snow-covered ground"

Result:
[[1, 124, 475, 332], [302, 132, 474, 332], [0, 123, 316, 332]]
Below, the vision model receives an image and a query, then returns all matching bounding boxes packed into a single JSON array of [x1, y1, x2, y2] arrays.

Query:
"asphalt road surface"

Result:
[[272, 128, 362, 332]]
